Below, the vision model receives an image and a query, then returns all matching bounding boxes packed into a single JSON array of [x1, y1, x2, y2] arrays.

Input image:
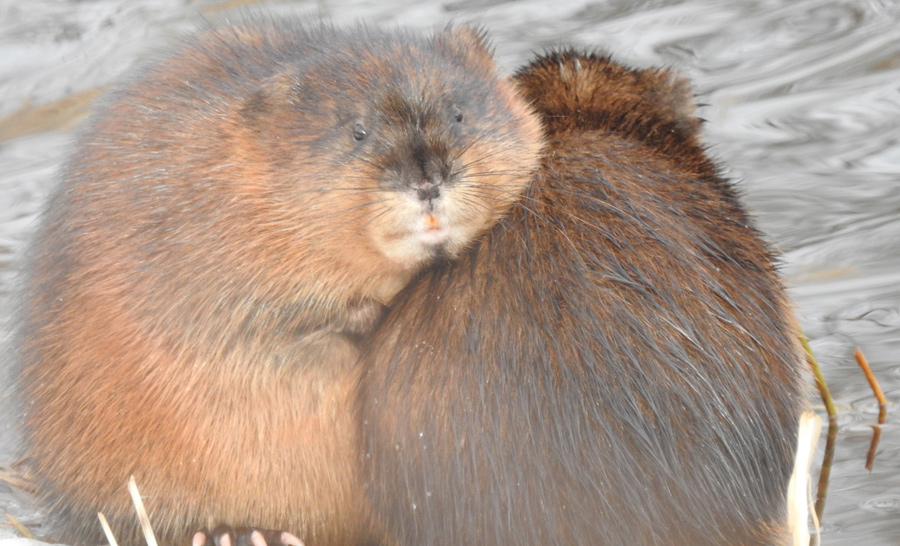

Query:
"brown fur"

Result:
[[16, 19, 542, 546], [359, 50, 807, 545]]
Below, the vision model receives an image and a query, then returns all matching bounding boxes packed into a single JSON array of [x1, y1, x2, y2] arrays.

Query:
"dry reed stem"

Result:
[[98, 513, 119, 546], [4, 512, 35, 540], [800, 337, 836, 421], [128, 476, 159, 546], [788, 411, 822, 546], [0, 469, 32, 492], [853, 348, 887, 423]]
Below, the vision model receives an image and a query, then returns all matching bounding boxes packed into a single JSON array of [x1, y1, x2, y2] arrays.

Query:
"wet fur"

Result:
[[16, 18, 542, 546], [359, 50, 807, 545]]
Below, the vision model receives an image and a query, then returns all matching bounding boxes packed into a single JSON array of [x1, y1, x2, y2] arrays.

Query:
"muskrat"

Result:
[[15, 18, 542, 546], [359, 50, 807, 545]]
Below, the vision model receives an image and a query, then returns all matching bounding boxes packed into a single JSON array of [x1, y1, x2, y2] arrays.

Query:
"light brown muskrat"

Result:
[[15, 18, 542, 546], [359, 50, 807, 545]]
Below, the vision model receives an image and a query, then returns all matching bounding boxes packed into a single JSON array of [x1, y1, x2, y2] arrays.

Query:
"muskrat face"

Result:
[[243, 25, 543, 271], [344, 87, 529, 266]]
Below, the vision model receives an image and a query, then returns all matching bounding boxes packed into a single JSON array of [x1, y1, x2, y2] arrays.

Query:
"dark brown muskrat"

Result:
[[358, 50, 807, 545], [15, 18, 542, 546]]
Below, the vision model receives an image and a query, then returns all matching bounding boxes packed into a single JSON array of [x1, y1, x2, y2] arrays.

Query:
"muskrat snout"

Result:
[[392, 139, 452, 203], [415, 179, 442, 202]]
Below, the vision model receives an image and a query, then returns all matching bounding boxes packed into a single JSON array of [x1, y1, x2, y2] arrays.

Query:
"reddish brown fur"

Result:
[[359, 51, 807, 545], [16, 19, 541, 546]]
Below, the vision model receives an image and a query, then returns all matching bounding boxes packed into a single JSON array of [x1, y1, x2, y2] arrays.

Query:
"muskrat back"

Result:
[[16, 18, 542, 546], [359, 50, 807, 545]]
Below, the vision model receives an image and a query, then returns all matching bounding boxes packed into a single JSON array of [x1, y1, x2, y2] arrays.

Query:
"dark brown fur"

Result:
[[16, 19, 542, 546], [359, 50, 807, 545]]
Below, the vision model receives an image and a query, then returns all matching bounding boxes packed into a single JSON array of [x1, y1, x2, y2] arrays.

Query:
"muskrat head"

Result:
[[513, 50, 701, 140], [242, 24, 543, 271]]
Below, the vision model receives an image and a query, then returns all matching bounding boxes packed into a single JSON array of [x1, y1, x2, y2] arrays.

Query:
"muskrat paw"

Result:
[[192, 527, 304, 546]]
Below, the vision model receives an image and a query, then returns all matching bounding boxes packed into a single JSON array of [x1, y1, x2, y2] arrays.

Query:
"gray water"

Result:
[[1, 0, 898, 544]]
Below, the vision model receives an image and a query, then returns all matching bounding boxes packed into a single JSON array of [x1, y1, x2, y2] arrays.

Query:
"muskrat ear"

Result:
[[641, 69, 702, 137], [239, 73, 298, 126], [433, 23, 497, 69]]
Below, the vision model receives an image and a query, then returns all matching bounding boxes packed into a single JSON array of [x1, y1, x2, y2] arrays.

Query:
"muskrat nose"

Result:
[[416, 180, 442, 201]]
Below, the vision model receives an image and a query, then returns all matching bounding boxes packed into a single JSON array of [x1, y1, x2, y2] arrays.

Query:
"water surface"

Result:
[[1, 0, 898, 544]]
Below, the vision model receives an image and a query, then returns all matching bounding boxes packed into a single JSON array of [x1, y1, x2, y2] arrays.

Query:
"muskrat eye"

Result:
[[352, 123, 369, 141], [451, 106, 463, 123]]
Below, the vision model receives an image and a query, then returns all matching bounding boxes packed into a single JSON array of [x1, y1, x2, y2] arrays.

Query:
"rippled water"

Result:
[[1, 0, 898, 544]]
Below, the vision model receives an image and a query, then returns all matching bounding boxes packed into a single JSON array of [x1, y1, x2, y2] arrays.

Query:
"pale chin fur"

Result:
[[372, 186, 488, 266], [375, 209, 484, 267], [375, 221, 453, 266]]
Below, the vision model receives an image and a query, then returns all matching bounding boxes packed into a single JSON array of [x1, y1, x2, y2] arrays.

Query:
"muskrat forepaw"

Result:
[[193, 527, 304, 546]]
